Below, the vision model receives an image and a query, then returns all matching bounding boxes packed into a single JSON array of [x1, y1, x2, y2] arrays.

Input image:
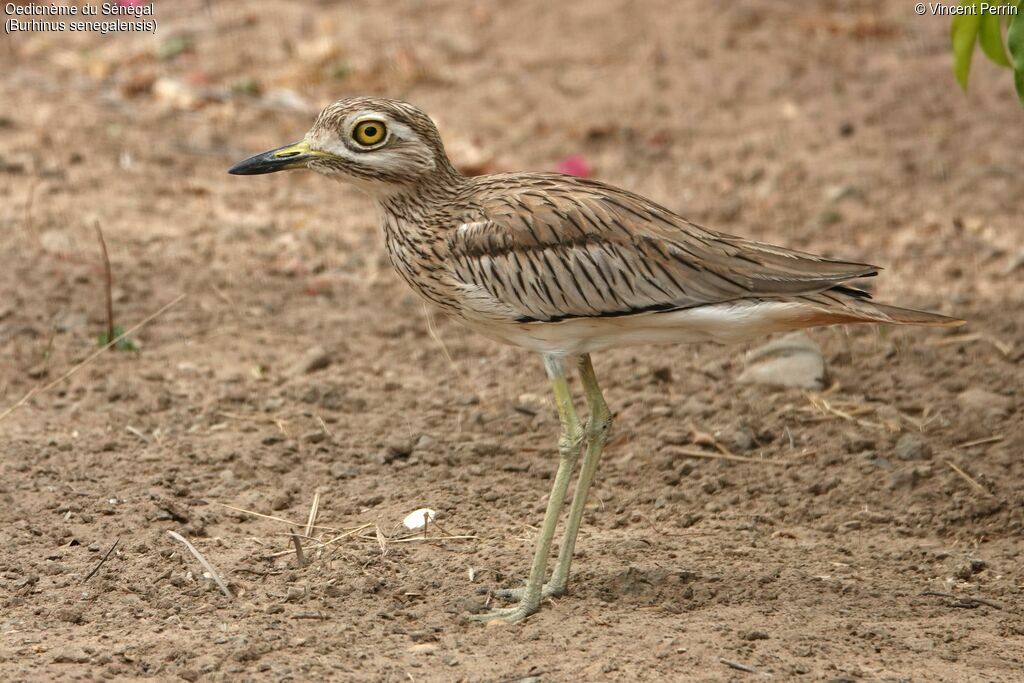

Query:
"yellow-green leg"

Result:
[[470, 354, 583, 622], [546, 354, 611, 594], [493, 353, 612, 602]]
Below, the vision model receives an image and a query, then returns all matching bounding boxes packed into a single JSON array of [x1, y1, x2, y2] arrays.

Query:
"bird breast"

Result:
[[380, 210, 507, 322]]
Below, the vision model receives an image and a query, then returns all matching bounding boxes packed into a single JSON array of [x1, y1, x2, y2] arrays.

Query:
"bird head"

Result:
[[229, 96, 458, 195]]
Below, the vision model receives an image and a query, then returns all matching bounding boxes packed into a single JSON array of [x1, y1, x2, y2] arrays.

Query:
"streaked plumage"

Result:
[[229, 96, 962, 623]]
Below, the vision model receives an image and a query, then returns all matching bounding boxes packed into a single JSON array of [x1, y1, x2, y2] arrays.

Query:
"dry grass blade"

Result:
[[670, 446, 793, 466], [956, 435, 1004, 449], [928, 332, 1014, 358], [304, 491, 320, 539], [375, 524, 390, 557], [423, 302, 457, 369], [126, 425, 150, 443], [389, 534, 478, 544], [217, 411, 291, 436], [265, 523, 375, 558], [217, 411, 286, 423], [218, 503, 345, 533], [0, 293, 186, 423], [720, 658, 758, 674], [803, 394, 885, 431], [945, 461, 994, 498], [166, 530, 233, 599]]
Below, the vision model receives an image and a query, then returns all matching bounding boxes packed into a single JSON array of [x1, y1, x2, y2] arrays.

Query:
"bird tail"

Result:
[[796, 289, 965, 328], [861, 302, 965, 327]]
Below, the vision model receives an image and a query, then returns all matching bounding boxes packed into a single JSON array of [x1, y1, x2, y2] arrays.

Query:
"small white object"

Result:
[[402, 508, 436, 531]]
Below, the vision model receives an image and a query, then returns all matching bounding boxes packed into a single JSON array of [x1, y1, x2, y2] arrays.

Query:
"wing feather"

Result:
[[448, 174, 878, 322]]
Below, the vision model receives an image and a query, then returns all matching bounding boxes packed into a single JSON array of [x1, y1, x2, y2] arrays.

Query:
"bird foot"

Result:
[[467, 599, 540, 624], [492, 581, 566, 601], [466, 581, 566, 623]]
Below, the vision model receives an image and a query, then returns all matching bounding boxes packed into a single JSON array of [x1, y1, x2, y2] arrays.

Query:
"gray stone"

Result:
[[888, 467, 930, 490], [954, 558, 987, 581], [55, 311, 87, 332], [716, 426, 756, 452], [290, 346, 331, 375], [737, 332, 826, 390], [53, 648, 90, 664], [330, 462, 358, 479], [301, 430, 327, 444], [894, 433, 933, 461], [957, 388, 1011, 419]]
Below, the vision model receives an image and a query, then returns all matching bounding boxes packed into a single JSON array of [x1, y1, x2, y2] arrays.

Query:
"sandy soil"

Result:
[[2, 1, 1022, 681]]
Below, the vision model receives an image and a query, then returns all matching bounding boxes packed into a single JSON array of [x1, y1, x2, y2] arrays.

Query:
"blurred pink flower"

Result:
[[555, 154, 591, 178]]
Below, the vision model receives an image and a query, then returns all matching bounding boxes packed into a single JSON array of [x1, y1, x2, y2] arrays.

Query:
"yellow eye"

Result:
[[353, 120, 387, 146]]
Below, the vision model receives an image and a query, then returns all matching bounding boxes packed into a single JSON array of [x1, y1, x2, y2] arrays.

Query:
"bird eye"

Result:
[[352, 120, 387, 147]]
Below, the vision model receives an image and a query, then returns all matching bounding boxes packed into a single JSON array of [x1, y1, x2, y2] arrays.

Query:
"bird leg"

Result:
[[545, 354, 611, 595], [492, 354, 611, 602], [472, 354, 583, 623]]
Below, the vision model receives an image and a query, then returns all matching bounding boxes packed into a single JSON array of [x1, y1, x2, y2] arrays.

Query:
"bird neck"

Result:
[[374, 164, 466, 219]]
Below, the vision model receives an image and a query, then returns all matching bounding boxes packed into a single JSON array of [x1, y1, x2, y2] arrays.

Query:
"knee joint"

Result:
[[585, 405, 612, 443], [558, 427, 584, 459]]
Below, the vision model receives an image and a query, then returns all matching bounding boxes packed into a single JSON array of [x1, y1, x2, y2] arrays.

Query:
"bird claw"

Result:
[[492, 582, 566, 601], [466, 582, 567, 623], [467, 602, 539, 624]]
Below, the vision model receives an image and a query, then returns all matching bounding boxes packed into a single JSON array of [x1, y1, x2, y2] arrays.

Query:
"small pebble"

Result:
[[894, 433, 932, 461], [290, 346, 331, 375], [302, 430, 327, 444], [52, 648, 90, 664], [957, 388, 1011, 419], [329, 463, 358, 479]]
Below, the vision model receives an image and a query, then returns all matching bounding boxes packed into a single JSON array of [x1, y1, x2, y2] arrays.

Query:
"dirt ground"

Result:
[[2, 1, 1023, 681]]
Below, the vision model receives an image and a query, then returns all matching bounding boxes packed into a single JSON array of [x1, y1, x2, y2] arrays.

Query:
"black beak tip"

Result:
[[228, 143, 309, 176], [227, 154, 270, 175]]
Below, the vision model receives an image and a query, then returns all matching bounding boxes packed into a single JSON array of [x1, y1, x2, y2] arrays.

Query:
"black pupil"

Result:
[[363, 126, 377, 138]]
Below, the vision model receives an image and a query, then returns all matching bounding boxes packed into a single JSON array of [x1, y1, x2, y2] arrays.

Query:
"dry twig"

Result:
[[94, 221, 115, 344], [921, 591, 1003, 610], [289, 529, 305, 568], [82, 538, 119, 583]]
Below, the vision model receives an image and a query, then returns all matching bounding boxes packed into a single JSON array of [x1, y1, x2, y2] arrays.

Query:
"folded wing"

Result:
[[447, 174, 878, 323]]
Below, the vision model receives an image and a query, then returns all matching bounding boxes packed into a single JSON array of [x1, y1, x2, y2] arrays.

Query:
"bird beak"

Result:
[[228, 140, 328, 175]]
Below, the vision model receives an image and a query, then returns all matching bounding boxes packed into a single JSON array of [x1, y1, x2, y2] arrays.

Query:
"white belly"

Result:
[[461, 300, 821, 357]]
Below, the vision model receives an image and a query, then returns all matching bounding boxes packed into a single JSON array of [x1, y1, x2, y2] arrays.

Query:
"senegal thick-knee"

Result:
[[230, 96, 962, 623]]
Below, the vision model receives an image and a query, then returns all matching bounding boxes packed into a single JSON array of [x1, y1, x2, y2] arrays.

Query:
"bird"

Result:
[[229, 96, 963, 623]]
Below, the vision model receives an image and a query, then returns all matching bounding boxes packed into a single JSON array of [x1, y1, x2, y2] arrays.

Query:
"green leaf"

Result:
[[1009, 1, 1024, 106], [951, 7, 982, 90], [97, 325, 138, 352], [979, 12, 1011, 67]]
